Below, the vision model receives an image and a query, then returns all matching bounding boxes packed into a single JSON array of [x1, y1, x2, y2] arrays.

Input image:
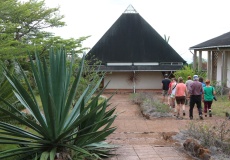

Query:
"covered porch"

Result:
[[190, 32, 230, 93]]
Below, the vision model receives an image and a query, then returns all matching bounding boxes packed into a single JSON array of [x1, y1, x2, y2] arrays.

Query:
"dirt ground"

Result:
[[103, 92, 226, 160]]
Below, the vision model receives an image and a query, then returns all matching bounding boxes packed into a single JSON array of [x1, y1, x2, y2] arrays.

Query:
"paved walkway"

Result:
[[104, 93, 194, 160]]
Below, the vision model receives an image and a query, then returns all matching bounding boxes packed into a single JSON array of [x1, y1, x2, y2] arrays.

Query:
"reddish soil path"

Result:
[[104, 93, 223, 160]]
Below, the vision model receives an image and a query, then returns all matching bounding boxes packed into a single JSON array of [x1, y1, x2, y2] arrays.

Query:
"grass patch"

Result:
[[211, 95, 230, 117]]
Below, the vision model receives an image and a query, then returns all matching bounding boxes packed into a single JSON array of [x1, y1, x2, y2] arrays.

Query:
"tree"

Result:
[[0, 0, 88, 61], [164, 34, 170, 43]]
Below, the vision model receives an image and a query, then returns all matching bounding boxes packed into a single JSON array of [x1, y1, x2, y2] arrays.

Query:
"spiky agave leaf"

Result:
[[0, 66, 24, 123], [0, 49, 117, 160]]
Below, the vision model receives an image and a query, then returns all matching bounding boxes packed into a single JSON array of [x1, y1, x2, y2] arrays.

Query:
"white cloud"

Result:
[[44, 0, 230, 63]]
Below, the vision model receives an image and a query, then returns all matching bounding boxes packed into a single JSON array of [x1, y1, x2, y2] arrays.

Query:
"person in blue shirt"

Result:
[[199, 77, 206, 88]]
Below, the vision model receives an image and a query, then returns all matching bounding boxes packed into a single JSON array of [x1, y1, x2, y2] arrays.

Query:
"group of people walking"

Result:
[[161, 74, 216, 120]]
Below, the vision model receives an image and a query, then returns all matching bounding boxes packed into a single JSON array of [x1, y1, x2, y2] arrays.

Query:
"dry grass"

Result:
[[182, 120, 230, 158], [130, 92, 172, 118]]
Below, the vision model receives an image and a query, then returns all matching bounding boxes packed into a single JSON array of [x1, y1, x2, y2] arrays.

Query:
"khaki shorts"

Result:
[[162, 90, 168, 96]]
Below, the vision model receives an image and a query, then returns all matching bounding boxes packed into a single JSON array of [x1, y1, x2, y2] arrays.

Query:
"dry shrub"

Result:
[[183, 119, 230, 158], [130, 92, 171, 118]]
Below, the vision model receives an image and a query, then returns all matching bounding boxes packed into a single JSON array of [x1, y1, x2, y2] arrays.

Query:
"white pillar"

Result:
[[207, 51, 211, 80], [221, 52, 224, 86], [193, 50, 197, 70], [223, 51, 227, 86], [133, 71, 136, 93], [198, 50, 202, 72]]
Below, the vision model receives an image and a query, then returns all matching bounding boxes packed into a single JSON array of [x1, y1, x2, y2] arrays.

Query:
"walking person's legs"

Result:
[[170, 96, 177, 116], [189, 96, 195, 119], [208, 101, 213, 117], [196, 96, 203, 120], [162, 90, 167, 103], [182, 104, 186, 116], [167, 95, 171, 106], [176, 103, 181, 118], [175, 97, 180, 118], [180, 96, 186, 116], [204, 101, 208, 117]]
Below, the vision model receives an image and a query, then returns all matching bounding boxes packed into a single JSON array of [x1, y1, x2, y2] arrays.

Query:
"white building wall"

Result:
[[104, 72, 133, 89], [227, 54, 230, 88], [104, 71, 163, 89], [135, 71, 162, 89]]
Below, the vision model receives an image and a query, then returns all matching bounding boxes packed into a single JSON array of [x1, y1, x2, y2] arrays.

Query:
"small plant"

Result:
[[130, 93, 149, 105]]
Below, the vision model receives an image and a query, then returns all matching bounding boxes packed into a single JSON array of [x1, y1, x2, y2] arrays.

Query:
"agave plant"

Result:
[[0, 61, 24, 123], [0, 49, 117, 160]]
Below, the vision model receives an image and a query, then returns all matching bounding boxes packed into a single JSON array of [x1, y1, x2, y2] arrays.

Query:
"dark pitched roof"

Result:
[[190, 31, 230, 50], [86, 5, 185, 71]]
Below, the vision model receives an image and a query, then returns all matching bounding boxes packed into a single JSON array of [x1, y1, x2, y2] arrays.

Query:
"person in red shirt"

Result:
[[175, 77, 188, 119]]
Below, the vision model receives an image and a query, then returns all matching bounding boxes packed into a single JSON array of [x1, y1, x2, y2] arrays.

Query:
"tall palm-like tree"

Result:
[[0, 49, 117, 160]]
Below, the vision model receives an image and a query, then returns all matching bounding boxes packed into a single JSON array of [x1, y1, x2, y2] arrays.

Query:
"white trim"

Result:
[[190, 45, 230, 50], [105, 70, 179, 72], [160, 62, 183, 65], [133, 62, 159, 65], [107, 63, 132, 66]]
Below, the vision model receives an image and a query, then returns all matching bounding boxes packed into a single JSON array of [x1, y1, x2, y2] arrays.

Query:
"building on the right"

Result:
[[189, 32, 230, 93]]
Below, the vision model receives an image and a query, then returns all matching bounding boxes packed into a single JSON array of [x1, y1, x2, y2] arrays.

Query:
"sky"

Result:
[[44, 0, 230, 63]]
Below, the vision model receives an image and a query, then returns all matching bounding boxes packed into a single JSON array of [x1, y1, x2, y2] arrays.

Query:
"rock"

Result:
[[198, 148, 211, 160], [183, 138, 211, 160], [162, 132, 177, 141]]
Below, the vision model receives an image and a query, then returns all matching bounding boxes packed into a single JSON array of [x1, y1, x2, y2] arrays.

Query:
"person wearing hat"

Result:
[[161, 74, 171, 103], [188, 75, 204, 120]]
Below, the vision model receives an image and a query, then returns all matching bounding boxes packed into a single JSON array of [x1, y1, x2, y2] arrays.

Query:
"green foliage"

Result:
[[0, 0, 88, 61], [173, 65, 195, 81], [0, 49, 117, 160], [0, 61, 24, 123], [173, 65, 207, 82], [75, 58, 103, 101]]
